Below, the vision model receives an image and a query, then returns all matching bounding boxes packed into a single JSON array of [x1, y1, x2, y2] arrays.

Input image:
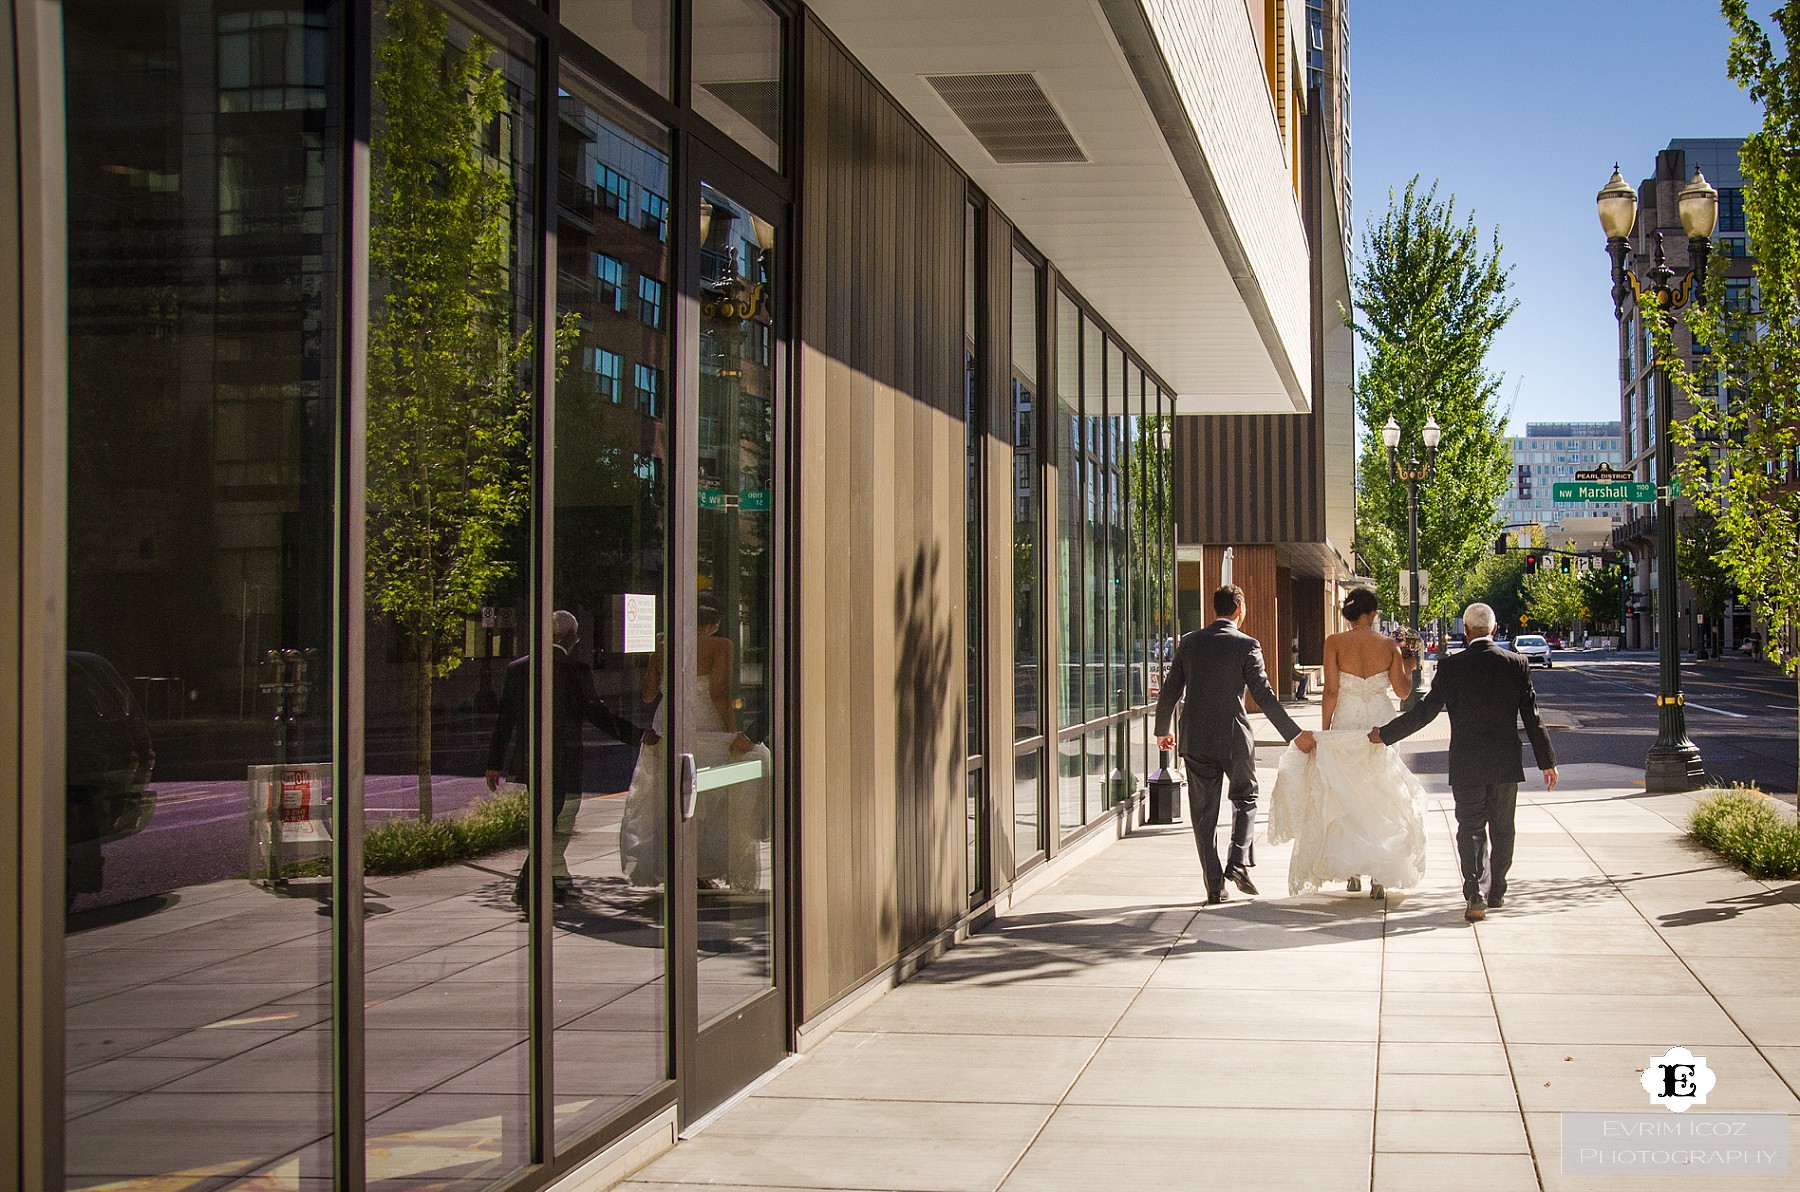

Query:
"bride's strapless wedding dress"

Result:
[[620, 675, 770, 891], [1267, 671, 1429, 895]]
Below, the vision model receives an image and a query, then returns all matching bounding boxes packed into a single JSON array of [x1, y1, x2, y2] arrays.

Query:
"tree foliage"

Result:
[[1523, 562, 1584, 631], [1350, 180, 1517, 620], [1459, 545, 1529, 636], [366, 0, 533, 817], [1580, 564, 1627, 634], [1654, 0, 1800, 684], [1678, 513, 1736, 633]]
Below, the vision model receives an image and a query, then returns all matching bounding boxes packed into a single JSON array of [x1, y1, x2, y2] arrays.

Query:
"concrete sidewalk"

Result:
[[620, 761, 1800, 1192]]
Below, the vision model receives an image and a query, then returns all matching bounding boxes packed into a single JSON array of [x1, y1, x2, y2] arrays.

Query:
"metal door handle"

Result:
[[679, 753, 697, 821]]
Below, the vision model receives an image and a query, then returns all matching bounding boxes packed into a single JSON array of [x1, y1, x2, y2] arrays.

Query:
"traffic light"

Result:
[[1525, 553, 1539, 574], [1494, 533, 1509, 555]]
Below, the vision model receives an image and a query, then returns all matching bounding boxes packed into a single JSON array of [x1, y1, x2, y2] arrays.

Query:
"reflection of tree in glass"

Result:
[[367, 0, 531, 820]]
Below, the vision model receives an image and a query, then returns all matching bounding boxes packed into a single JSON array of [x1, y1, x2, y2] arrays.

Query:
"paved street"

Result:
[[621, 701, 1800, 1192], [1488, 651, 1794, 796]]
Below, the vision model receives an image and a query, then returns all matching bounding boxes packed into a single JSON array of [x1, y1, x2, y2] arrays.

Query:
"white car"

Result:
[[1513, 634, 1553, 668]]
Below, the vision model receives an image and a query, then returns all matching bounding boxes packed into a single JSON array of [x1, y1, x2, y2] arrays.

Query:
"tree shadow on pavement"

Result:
[[1654, 884, 1800, 928]]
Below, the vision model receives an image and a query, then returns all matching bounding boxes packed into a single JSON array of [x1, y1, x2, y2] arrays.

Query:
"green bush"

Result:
[[1689, 788, 1800, 879], [362, 788, 531, 876]]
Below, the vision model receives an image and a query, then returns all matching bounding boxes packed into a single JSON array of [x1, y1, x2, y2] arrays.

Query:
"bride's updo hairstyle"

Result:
[[1342, 587, 1379, 623]]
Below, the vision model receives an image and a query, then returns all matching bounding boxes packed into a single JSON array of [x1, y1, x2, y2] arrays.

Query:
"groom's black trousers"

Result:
[[1184, 751, 1257, 896], [1452, 782, 1518, 902]]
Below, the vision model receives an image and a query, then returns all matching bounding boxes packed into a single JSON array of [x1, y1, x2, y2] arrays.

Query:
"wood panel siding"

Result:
[[1173, 410, 1323, 547], [1202, 545, 1280, 708], [796, 18, 970, 1023]]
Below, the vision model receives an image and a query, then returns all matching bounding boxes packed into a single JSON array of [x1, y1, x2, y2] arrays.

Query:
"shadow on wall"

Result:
[[894, 542, 962, 949]]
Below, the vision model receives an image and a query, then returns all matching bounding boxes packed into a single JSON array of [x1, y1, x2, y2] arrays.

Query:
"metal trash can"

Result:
[[1146, 750, 1184, 825]]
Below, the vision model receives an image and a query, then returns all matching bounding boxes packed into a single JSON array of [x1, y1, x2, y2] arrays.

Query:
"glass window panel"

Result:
[[364, 4, 537, 1183], [1131, 374, 1149, 706], [1153, 390, 1173, 671], [561, 0, 672, 97], [692, 0, 782, 169], [1109, 348, 1128, 713], [63, 1, 338, 1184], [551, 80, 672, 1152], [966, 769, 982, 902], [1014, 750, 1042, 864], [1011, 252, 1041, 744], [1083, 321, 1106, 719], [695, 182, 778, 1025], [1058, 733, 1083, 835], [1085, 727, 1107, 816], [1055, 293, 1081, 729], [965, 201, 982, 759]]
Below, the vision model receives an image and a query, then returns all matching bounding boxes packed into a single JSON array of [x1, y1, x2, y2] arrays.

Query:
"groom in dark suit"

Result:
[[1156, 585, 1315, 904], [1374, 601, 1558, 921]]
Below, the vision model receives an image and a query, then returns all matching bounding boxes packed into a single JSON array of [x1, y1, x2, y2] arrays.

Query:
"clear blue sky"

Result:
[[1350, 0, 1762, 431]]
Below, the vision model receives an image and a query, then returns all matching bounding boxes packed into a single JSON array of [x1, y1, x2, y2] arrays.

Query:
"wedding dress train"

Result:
[[1266, 671, 1429, 895]]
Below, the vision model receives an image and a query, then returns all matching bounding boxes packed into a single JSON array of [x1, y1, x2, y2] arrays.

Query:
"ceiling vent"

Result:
[[923, 73, 1087, 165]]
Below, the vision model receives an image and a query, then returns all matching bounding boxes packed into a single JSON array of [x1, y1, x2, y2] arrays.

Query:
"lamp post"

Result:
[[1383, 412, 1440, 710], [1596, 164, 1716, 792]]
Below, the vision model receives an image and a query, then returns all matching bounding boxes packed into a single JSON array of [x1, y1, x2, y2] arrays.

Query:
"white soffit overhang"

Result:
[[805, 0, 1312, 414]]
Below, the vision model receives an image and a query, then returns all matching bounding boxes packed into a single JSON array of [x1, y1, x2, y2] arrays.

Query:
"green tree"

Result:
[[1460, 534, 1533, 634], [1678, 513, 1736, 651], [366, 0, 533, 820], [1580, 564, 1627, 634], [1523, 562, 1583, 631], [1350, 180, 1516, 621], [1650, 2, 1800, 785]]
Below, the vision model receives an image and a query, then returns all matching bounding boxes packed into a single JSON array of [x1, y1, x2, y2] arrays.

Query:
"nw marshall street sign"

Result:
[[1552, 480, 1668, 503]]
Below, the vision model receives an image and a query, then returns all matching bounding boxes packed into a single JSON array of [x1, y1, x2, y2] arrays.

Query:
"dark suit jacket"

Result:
[[486, 647, 638, 797], [1154, 619, 1302, 762], [1378, 638, 1556, 786]]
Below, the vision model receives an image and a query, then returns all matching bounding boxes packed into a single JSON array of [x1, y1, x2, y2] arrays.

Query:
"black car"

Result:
[[66, 651, 156, 901]]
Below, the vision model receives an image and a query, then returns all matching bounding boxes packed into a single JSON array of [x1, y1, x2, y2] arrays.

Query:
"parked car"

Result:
[[1443, 636, 1465, 655], [1513, 634, 1553, 668], [1544, 633, 1564, 649]]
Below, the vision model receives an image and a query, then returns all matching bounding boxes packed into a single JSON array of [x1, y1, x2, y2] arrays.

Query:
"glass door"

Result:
[[674, 160, 787, 1119]]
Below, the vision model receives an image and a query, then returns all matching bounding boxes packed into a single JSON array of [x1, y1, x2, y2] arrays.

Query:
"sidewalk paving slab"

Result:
[[620, 758, 1800, 1192]]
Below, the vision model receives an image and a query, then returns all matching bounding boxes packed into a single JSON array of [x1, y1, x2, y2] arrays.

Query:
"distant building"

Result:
[[1498, 421, 1626, 532]]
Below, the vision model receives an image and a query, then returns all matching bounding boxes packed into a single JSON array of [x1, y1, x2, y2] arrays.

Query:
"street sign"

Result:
[[1553, 480, 1674, 503], [1573, 464, 1634, 482], [740, 488, 772, 511]]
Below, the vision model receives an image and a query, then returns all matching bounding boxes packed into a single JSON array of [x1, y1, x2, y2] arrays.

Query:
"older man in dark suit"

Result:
[[1374, 601, 1559, 922], [487, 610, 640, 905], [1156, 584, 1316, 904]]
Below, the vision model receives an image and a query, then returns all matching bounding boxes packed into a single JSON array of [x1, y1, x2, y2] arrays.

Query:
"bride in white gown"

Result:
[[1267, 588, 1429, 897]]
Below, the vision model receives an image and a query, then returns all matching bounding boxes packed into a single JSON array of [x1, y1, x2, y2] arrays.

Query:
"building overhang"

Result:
[[805, 0, 1314, 414]]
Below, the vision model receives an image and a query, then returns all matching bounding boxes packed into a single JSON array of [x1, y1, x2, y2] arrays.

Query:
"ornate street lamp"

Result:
[[1384, 413, 1439, 710], [1596, 164, 1716, 792]]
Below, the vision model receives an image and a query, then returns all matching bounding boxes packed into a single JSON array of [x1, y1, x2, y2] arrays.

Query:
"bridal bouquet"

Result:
[[1395, 628, 1422, 661]]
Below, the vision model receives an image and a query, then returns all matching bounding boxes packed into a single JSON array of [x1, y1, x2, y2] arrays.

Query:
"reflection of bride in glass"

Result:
[[619, 598, 770, 890]]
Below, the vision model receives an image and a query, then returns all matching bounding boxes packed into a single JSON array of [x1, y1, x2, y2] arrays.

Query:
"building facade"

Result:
[[1499, 421, 1625, 531], [2, 1, 1337, 1188], [1170, 0, 1356, 697], [1613, 138, 1752, 652]]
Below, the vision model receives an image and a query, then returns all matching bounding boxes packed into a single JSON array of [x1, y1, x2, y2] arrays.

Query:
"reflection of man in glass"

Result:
[[487, 610, 637, 905]]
